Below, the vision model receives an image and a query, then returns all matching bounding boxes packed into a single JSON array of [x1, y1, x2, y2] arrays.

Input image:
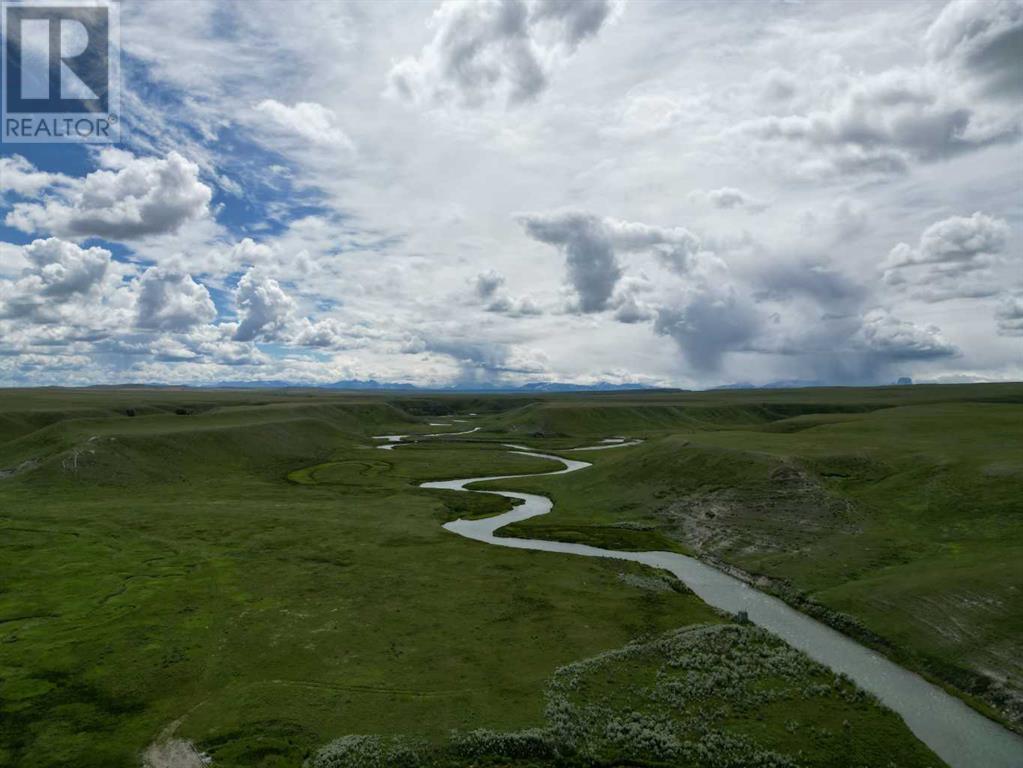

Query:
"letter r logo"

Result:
[[4, 4, 109, 113]]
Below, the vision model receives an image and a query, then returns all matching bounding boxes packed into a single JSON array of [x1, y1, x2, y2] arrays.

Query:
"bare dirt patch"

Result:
[[142, 738, 209, 768]]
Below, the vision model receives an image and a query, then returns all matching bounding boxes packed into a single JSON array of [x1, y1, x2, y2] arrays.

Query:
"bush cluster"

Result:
[[306, 623, 891, 768]]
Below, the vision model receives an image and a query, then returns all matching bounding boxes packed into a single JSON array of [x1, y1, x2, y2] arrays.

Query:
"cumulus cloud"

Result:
[[232, 269, 297, 342], [485, 293, 543, 316], [0, 239, 124, 323], [136, 267, 217, 332], [854, 308, 957, 360], [882, 212, 1010, 300], [291, 317, 348, 348], [21, 238, 111, 299], [885, 212, 1009, 272], [5, 152, 212, 240], [610, 276, 654, 324], [254, 100, 356, 150], [518, 210, 701, 312], [471, 269, 542, 316], [739, 66, 1020, 176], [388, 0, 619, 107], [995, 293, 1023, 335], [0, 239, 138, 355]]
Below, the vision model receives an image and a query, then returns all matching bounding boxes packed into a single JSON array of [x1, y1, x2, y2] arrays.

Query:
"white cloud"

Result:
[[471, 269, 542, 316], [882, 212, 1011, 301], [0, 155, 72, 198], [854, 308, 957, 360], [0, 241, 140, 364], [21, 238, 110, 298], [2, 1, 1020, 388], [136, 267, 217, 332], [388, 0, 620, 107], [611, 93, 684, 137], [739, 66, 1020, 177], [232, 269, 297, 342], [0, 239, 129, 328], [6, 152, 213, 241], [291, 317, 349, 348], [484, 293, 543, 316], [254, 100, 356, 150]]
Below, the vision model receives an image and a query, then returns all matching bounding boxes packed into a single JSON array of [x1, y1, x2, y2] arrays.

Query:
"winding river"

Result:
[[413, 439, 1023, 768]]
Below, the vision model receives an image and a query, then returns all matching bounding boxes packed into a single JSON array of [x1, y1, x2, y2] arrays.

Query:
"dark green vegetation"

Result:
[[1, 383, 1018, 766]]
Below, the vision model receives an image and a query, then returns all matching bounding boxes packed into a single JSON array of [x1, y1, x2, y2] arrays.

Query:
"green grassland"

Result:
[[483, 388, 1023, 732], [2, 384, 1017, 766]]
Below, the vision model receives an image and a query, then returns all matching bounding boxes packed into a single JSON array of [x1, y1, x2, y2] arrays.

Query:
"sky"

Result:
[[0, 0, 1021, 389]]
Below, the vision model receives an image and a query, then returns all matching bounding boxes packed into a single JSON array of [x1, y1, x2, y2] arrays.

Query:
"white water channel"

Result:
[[415, 440, 1023, 768]]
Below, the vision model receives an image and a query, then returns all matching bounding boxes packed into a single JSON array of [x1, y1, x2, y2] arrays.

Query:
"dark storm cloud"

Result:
[[518, 211, 622, 312], [753, 259, 867, 310], [653, 286, 760, 373], [518, 210, 702, 313]]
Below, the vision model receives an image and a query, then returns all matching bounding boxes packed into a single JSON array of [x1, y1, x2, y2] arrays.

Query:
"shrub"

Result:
[[306, 735, 422, 768]]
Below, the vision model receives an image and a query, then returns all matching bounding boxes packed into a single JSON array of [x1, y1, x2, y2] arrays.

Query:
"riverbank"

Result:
[[427, 442, 1023, 768]]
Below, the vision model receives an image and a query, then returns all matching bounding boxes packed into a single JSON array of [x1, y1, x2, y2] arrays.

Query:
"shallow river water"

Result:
[[420, 442, 1023, 768]]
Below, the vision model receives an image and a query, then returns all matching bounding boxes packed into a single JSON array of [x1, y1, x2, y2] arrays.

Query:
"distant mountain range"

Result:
[[77, 378, 919, 393], [713, 377, 914, 390], [202, 379, 660, 393]]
